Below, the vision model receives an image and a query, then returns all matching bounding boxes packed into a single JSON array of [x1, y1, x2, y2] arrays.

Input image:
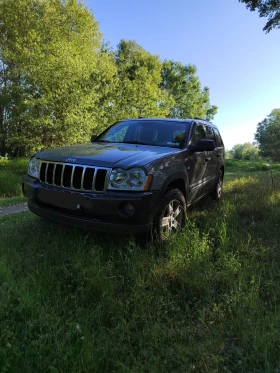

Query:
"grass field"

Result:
[[0, 157, 28, 206], [0, 159, 280, 372]]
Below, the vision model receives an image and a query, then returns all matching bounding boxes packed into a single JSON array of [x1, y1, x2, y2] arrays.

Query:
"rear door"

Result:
[[204, 125, 219, 191], [213, 127, 225, 171], [186, 123, 209, 202]]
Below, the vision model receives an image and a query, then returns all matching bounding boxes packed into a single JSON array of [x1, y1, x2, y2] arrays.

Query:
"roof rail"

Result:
[[193, 117, 213, 124]]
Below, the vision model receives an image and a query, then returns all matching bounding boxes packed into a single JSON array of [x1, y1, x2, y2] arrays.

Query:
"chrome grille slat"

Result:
[[45, 163, 48, 183], [39, 161, 110, 193], [104, 170, 111, 192], [70, 165, 76, 189], [61, 164, 65, 187], [92, 169, 97, 192], [81, 167, 86, 190]]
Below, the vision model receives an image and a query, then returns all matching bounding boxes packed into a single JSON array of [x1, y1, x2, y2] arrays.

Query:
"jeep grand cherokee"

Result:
[[22, 118, 224, 239]]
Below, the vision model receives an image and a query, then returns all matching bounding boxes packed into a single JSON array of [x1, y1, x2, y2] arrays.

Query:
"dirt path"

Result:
[[0, 203, 28, 217]]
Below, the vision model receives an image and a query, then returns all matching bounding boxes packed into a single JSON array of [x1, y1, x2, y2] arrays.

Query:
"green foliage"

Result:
[[0, 1, 217, 157], [0, 157, 28, 198], [111, 40, 174, 119], [225, 158, 279, 173], [0, 0, 116, 156], [0, 196, 26, 207], [1, 162, 280, 372], [225, 149, 234, 159], [239, 0, 280, 33], [231, 142, 260, 161], [160, 60, 218, 120], [254, 109, 280, 161]]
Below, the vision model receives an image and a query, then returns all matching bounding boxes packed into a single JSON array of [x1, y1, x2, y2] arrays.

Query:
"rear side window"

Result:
[[213, 128, 223, 147]]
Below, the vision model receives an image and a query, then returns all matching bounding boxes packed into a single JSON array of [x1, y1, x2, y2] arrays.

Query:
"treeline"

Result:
[[228, 143, 259, 161], [229, 108, 280, 162], [255, 109, 280, 161], [0, 0, 217, 157]]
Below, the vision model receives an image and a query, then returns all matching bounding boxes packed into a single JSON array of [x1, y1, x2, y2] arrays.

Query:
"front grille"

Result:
[[39, 161, 111, 193]]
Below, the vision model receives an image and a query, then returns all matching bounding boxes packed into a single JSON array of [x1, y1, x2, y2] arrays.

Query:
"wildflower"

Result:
[[76, 324, 81, 333]]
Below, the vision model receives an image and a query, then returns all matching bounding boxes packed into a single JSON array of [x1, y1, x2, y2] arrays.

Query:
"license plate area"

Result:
[[39, 190, 92, 210]]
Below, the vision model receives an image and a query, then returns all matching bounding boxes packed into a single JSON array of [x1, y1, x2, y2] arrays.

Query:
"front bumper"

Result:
[[22, 175, 160, 234]]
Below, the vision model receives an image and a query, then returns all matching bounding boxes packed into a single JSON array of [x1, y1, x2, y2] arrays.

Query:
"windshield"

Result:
[[96, 120, 191, 149]]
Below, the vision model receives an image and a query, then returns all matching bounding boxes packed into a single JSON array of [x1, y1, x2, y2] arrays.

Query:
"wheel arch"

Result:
[[160, 172, 189, 203]]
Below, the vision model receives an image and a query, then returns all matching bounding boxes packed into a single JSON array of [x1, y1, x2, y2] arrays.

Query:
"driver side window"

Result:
[[192, 124, 206, 144]]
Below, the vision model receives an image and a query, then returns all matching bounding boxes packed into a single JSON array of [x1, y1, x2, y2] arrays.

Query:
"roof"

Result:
[[122, 117, 191, 123], [121, 117, 218, 128]]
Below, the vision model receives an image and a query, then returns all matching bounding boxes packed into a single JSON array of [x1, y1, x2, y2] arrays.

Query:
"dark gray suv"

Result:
[[22, 118, 224, 239]]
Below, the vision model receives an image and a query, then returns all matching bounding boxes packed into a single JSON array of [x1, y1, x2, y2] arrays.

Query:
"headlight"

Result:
[[108, 168, 152, 191], [28, 157, 40, 178]]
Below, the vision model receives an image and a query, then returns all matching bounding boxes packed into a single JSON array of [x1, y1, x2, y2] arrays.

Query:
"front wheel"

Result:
[[212, 169, 224, 200], [153, 188, 186, 241]]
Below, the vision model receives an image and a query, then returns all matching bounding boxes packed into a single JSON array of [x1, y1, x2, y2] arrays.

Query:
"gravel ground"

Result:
[[0, 203, 29, 217]]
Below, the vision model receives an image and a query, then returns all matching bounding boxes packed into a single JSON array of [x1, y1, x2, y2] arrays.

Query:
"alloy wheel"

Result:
[[161, 199, 183, 239]]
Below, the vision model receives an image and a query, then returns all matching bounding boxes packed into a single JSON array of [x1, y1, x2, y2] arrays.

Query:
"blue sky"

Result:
[[85, 0, 280, 149]]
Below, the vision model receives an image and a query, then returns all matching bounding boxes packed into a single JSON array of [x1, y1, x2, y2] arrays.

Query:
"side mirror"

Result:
[[91, 135, 98, 142], [189, 139, 215, 152]]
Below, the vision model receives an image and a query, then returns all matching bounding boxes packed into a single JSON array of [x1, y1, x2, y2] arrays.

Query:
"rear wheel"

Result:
[[212, 169, 224, 200], [153, 188, 186, 241]]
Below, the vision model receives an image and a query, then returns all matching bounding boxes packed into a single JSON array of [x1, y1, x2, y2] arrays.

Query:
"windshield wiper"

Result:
[[120, 141, 149, 145]]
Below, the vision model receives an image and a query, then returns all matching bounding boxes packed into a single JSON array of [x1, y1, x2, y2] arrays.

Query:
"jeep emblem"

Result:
[[66, 158, 77, 163]]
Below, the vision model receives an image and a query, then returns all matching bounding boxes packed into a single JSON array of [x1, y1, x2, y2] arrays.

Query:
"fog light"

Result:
[[123, 203, 135, 216]]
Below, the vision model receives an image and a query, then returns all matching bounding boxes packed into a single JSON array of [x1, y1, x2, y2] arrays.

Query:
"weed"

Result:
[[0, 159, 280, 372], [0, 158, 28, 204]]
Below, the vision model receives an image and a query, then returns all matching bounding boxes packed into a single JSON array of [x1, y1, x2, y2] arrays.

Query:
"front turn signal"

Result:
[[144, 175, 153, 191]]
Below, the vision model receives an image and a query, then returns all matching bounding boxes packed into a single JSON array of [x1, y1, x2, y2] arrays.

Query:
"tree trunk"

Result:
[[0, 104, 7, 156]]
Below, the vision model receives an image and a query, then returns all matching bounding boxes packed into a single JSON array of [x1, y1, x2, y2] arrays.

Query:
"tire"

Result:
[[153, 188, 186, 241], [212, 169, 224, 201]]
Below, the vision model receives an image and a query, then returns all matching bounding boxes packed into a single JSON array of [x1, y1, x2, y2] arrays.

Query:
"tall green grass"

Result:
[[0, 160, 280, 372], [0, 157, 28, 205], [225, 158, 280, 174]]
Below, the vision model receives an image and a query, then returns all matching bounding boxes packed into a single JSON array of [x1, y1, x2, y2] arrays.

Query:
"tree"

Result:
[[0, 2, 218, 156], [160, 60, 218, 120], [239, 0, 280, 33], [0, 0, 116, 156], [111, 40, 174, 120], [232, 142, 260, 160], [254, 109, 280, 160]]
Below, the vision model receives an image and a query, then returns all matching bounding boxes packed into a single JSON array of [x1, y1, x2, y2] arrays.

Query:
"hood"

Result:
[[36, 142, 181, 168]]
